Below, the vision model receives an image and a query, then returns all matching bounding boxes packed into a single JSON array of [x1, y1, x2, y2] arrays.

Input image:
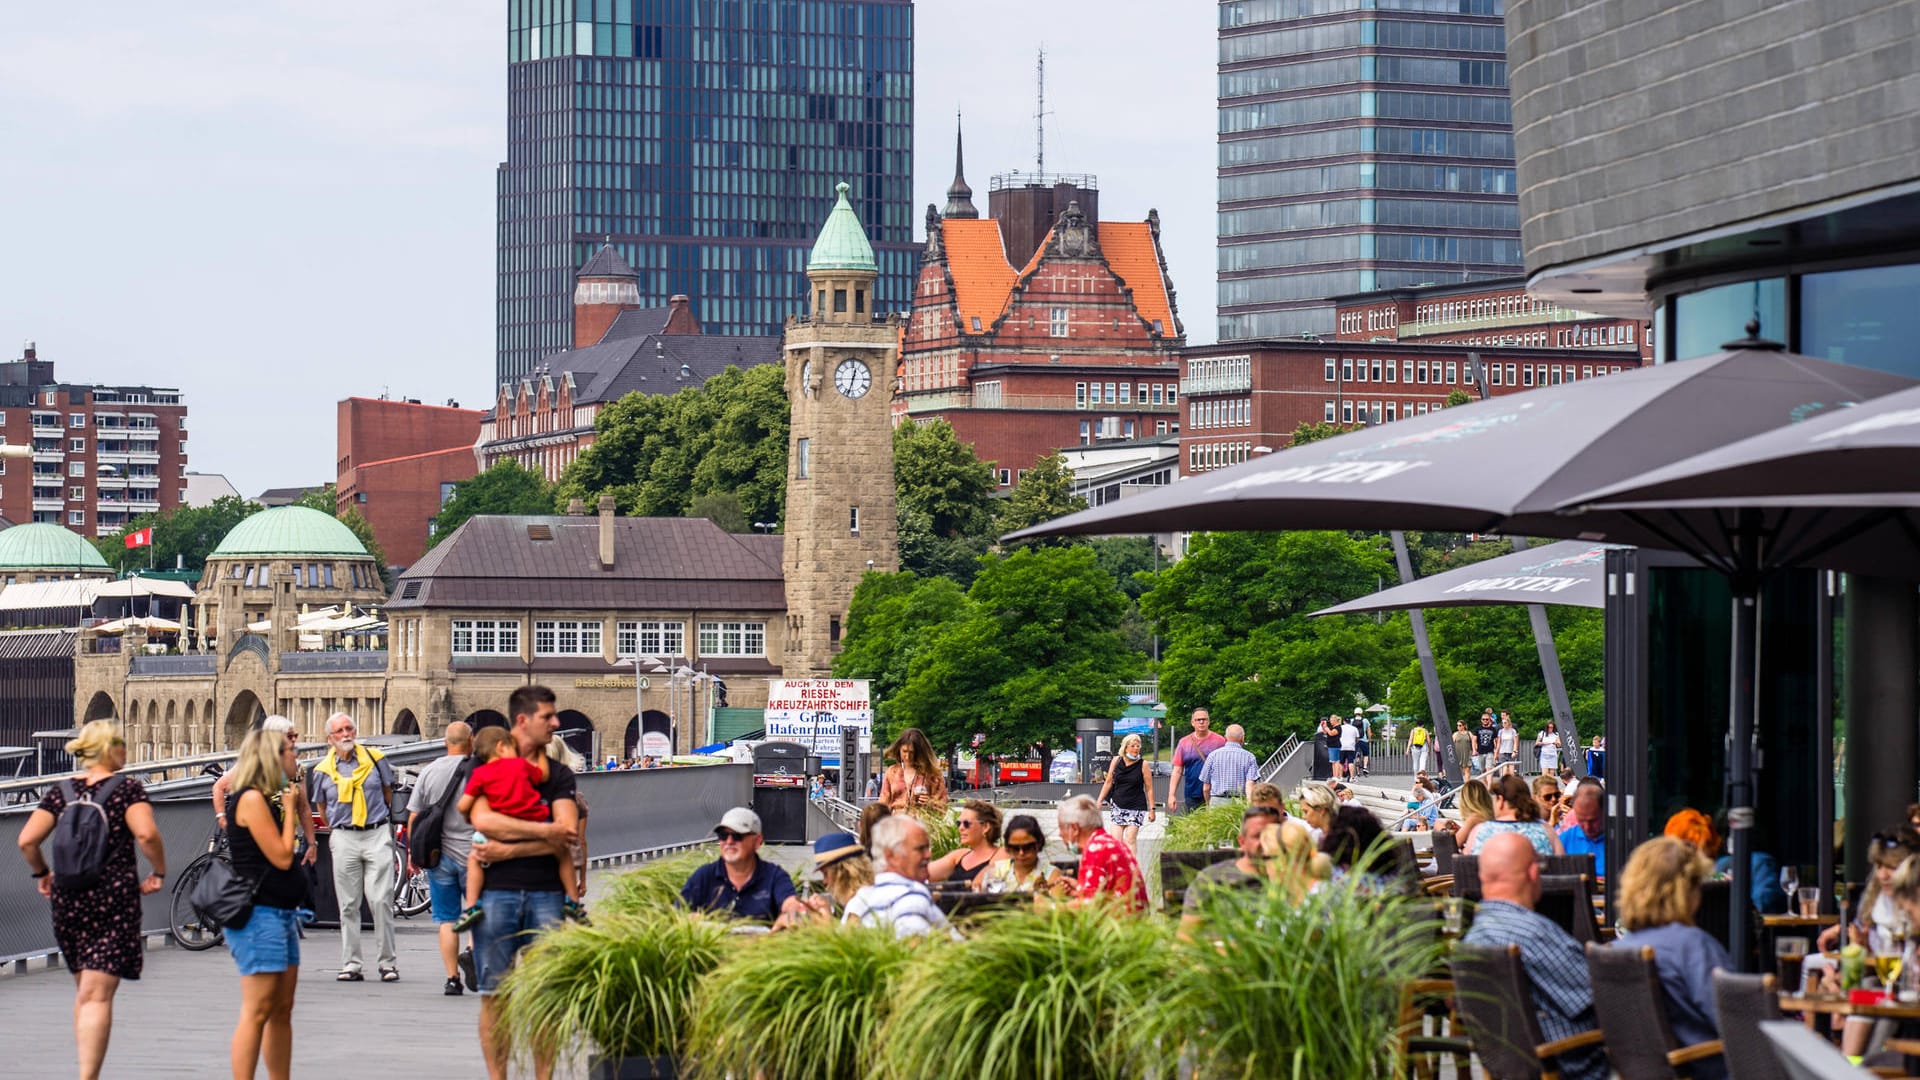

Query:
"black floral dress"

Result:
[[36, 774, 150, 979]]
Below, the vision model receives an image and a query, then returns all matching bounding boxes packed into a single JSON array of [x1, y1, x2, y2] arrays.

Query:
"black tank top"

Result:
[[227, 791, 310, 910], [1107, 756, 1149, 810]]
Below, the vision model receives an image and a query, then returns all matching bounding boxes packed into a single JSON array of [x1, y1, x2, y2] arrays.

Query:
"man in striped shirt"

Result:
[[1199, 724, 1261, 807], [843, 814, 953, 939]]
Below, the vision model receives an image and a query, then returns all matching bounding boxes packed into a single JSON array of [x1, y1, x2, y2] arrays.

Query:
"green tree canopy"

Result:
[[996, 451, 1086, 545], [686, 491, 750, 533], [429, 460, 556, 548], [1386, 604, 1602, 738], [1288, 420, 1358, 446], [893, 419, 999, 585], [92, 495, 263, 577]]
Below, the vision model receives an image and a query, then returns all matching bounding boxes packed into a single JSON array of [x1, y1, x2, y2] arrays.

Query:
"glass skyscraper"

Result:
[[497, 0, 916, 383], [1216, 0, 1522, 342]]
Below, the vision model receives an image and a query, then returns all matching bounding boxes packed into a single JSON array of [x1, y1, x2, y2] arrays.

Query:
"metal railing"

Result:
[[277, 651, 387, 673], [128, 654, 216, 677], [815, 792, 862, 833], [1257, 733, 1299, 781]]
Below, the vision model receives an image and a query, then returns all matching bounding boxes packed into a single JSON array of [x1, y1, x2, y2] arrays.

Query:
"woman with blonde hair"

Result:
[[877, 727, 947, 812], [1610, 837, 1733, 1080], [1454, 778, 1496, 852], [1096, 733, 1156, 852], [929, 799, 1008, 882], [1298, 782, 1337, 845], [16, 720, 166, 1080], [1465, 774, 1562, 856], [224, 727, 311, 1080], [1260, 820, 1331, 903]]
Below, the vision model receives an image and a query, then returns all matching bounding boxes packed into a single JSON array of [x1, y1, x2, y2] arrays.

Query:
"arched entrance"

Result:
[[633, 709, 672, 759], [555, 709, 595, 765], [393, 710, 419, 737], [83, 692, 117, 723], [465, 709, 509, 732], [224, 691, 265, 749]]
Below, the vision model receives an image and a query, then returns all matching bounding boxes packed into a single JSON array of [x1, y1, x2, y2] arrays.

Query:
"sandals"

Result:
[[379, 967, 400, 983], [337, 970, 364, 982]]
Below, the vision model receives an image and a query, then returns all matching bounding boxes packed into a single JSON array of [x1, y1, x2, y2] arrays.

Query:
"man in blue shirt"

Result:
[[1557, 778, 1606, 879], [680, 807, 807, 922], [1464, 833, 1606, 1080]]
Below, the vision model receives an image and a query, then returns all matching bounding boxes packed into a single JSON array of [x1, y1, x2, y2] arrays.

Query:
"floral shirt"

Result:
[[1076, 827, 1147, 912]]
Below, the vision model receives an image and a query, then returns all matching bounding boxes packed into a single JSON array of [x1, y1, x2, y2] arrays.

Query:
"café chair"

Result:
[[1157, 849, 1236, 913], [1451, 854, 1484, 901], [1452, 942, 1606, 1079], [1432, 828, 1459, 875], [1585, 944, 1724, 1078], [1537, 875, 1602, 945], [1395, 977, 1470, 1080], [1760, 1020, 1879, 1079], [1711, 971, 1788, 1080], [1545, 853, 1598, 879]]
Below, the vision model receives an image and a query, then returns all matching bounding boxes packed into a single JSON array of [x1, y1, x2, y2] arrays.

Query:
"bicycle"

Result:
[[169, 829, 231, 951], [390, 824, 431, 919]]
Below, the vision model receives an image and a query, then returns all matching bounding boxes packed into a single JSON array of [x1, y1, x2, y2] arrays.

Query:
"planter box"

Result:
[[590, 1055, 676, 1080]]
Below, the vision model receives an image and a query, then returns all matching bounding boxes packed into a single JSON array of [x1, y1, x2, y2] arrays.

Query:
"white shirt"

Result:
[[843, 872, 953, 939], [1339, 723, 1358, 751], [1498, 726, 1518, 753]]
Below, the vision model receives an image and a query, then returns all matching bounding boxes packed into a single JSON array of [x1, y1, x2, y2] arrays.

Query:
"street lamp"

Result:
[[752, 522, 777, 534], [626, 655, 669, 763]]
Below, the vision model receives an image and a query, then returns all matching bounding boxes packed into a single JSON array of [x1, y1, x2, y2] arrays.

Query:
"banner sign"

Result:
[[764, 679, 873, 758]]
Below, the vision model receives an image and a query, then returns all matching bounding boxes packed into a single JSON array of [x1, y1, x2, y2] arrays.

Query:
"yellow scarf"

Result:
[[315, 743, 385, 827]]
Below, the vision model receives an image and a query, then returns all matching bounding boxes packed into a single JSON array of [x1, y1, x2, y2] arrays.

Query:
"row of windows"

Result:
[[1225, 89, 1512, 136], [1218, 161, 1516, 202], [1220, 198, 1516, 238], [1221, 56, 1506, 99], [1220, 230, 1518, 272], [1075, 382, 1179, 408], [221, 562, 378, 590], [1191, 398, 1253, 429], [1325, 357, 1630, 387], [1221, 125, 1513, 170], [1413, 293, 1554, 323], [1222, 18, 1502, 63], [1220, 0, 1501, 27], [510, 18, 911, 70], [1190, 442, 1258, 472], [450, 618, 764, 658]]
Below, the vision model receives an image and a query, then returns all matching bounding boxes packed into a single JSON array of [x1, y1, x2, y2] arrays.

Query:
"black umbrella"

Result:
[[1310, 539, 1620, 618], [1004, 338, 1916, 544]]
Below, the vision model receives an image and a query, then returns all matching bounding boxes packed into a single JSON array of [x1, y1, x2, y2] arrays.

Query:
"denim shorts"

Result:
[[227, 905, 301, 976], [428, 859, 468, 923], [472, 889, 565, 994]]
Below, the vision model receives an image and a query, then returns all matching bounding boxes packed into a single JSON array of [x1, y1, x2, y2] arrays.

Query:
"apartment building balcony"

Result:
[[96, 475, 128, 490], [33, 449, 62, 464], [125, 427, 160, 442], [1400, 305, 1600, 339], [127, 474, 161, 489], [126, 450, 160, 466], [127, 498, 160, 514], [32, 424, 61, 439], [1179, 371, 1253, 396], [32, 498, 62, 513]]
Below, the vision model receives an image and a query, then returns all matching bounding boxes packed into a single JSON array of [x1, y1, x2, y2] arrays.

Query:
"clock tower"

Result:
[[782, 182, 901, 677]]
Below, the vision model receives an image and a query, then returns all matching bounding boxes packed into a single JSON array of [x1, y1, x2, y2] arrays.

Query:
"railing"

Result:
[[129, 654, 216, 677], [1258, 733, 1299, 781], [815, 792, 862, 833], [1179, 371, 1253, 396], [1401, 304, 1598, 339], [277, 651, 388, 673], [906, 389, 1175, 413]]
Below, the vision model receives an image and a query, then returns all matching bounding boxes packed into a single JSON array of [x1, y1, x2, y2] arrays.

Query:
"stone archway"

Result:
[[224, 691, 265, 749], [83, 691, 117, 723], [556, 709, 595, 766], [393, 709, 420, 738], [465, 709, 509, 732], [636, 709, 672, 759]]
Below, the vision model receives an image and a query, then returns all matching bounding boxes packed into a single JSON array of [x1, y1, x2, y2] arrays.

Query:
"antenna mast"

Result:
[[1033, 46, 1050, 176]]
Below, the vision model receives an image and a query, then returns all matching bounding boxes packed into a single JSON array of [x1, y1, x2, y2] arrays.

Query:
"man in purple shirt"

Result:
[[1166, 709, 1226, 814]]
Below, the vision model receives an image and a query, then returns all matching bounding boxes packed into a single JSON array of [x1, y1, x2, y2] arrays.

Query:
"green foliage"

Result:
[[92, 495, 261, 576], [911, 806, 961, 860], [1141, 531, 1409, 748], [996, 451, 1087, 545], [293, 484, 390, 586], [1445, 388, 1473, 407], [428, 460, 555, 548], [1131, 870, 1447, 1079], [1164, 802, 1245, 850], [1288, 420, 1358, 446], [878, 904, 1173, 1080], [493, 911, 731, 1061], [893, 419, 997, 539], [897, 507, 992, 587], [1387, 602, 1603, 737], [687, 924, 919, 1080], [1086, 536, 1157, 600], [598, 852, 713, 918], [685, 490, 750, 533], [559, 364, 789, 527], [833, 572, 973, 731]]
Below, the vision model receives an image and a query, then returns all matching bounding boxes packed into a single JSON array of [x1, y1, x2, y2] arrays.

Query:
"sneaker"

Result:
[[443, 976, 463, 997], [451, 905, 484, 933], [457, 948, 478, 992]]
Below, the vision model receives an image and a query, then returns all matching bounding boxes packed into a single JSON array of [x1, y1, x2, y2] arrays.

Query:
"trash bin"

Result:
[[751, 741, 811, 844], [1075, 717, 1115, 785]]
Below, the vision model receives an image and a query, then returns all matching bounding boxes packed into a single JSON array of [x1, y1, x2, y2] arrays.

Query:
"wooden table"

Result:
[[1764, 914, 1840, 929], [1778, 993, 1920, 1027]]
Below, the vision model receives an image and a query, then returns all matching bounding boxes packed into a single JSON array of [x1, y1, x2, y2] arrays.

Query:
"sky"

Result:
[[0, 1, 1216, 497]]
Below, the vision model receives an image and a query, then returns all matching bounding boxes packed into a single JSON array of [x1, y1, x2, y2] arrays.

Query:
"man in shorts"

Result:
[[469, 686, 579, 1080], [407, 721, 475, 995]]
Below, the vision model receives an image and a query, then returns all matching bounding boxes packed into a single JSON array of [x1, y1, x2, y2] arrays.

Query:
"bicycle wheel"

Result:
[[168, 855, 225, 951], [393, 849, 431, 918]]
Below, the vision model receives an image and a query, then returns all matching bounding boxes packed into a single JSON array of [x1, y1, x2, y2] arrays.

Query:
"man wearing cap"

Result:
[[679, 807, 807, 922]]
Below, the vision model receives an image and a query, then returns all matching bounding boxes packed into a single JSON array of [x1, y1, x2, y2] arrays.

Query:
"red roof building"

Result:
[[335, 397, 484, 569], [897, 129, 1187, 486]]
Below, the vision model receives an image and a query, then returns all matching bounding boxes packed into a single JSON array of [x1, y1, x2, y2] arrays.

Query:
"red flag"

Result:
[[125, 528, 152, 550]]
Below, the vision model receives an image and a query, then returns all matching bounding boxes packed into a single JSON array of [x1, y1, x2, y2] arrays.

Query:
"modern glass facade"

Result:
[[1216, 0, 1521, 341], [497, 0, 916, 383]]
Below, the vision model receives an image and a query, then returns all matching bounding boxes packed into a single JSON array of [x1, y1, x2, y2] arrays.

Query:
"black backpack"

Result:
[[408, 758, 472, 871], [49, 775, 128, 890]]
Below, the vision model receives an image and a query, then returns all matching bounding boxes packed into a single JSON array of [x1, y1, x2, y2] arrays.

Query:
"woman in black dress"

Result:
[[1096, 733, 1156, 853], [16, 719, 167, 1080]]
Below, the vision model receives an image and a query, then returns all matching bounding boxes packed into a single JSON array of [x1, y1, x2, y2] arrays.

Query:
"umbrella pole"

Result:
[[1728, 568, 1762, 972], [1510, 536, 1578, 754], [1391, 531, 1452, 752]]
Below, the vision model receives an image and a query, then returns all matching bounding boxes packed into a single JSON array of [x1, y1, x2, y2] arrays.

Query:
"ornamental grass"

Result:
[[1162, 800, 1244, 850], [598, 851, 712, 917]]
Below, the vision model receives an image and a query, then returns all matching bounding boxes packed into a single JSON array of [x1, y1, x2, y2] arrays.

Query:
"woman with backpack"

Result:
[[15, 719, 167, 1080]]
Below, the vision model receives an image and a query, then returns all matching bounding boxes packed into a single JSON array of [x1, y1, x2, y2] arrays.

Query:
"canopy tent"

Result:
[[93, 615, 183, 635], [1311, 539, 1621, 618], [93, 578, 196, 600], [0, 579, 102, 611]]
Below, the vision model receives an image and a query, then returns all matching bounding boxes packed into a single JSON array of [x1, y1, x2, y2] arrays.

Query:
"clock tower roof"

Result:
[[806, 182, 878, 275]]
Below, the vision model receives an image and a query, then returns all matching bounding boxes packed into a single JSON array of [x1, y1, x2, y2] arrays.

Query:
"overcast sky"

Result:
[[0, 2, 1215, 496]]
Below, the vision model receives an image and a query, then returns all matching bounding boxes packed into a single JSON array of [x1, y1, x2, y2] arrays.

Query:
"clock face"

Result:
[[834, 359, 872, 399], [800, 360, 812, 396]]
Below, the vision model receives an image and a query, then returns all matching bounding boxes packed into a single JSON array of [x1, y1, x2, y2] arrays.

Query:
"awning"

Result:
[[1311, 539, 1620, 617]]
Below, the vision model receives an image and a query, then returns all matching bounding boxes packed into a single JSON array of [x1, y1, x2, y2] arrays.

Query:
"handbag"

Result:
[[408, 758, 473, 871], [191, 856, 263, 929]]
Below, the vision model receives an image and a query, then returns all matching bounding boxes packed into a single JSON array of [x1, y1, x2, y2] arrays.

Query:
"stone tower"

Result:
[[782, 182, 901, 677]]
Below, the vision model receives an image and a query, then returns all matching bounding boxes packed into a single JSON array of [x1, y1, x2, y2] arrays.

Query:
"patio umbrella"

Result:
[[1310, 539, 1622, 617]]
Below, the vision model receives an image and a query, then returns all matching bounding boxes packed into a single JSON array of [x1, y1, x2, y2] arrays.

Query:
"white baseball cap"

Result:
[[715, 807, 761, 836]]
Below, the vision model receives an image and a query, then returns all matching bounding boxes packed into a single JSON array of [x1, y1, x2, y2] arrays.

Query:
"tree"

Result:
[[1289, 420, 1358, 446], [293, 485, 390, 586], [996, 451, 1086, 544], [429, 460, 556, 548], [893, 420, 999, 584], [686, 491, 750, 533], [1386, 603, 1602, 737], [1446, 388, 1473, 407], [92, 496, 262, 576], [834, 572, 975, 732]]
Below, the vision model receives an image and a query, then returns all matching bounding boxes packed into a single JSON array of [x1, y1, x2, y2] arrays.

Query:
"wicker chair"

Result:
[[1396, 977, 1472, 1080], [1537, 874, 1602, 945], [1585, 944, 1725, 1078], [1711, 971, 1788, 1080], [1433, 829, 1460, 875], [1452, 854, 1484, 900], [1759, 1020, 1880, 1079], [1452, 942, 1606, 1079], [1545, 853, 1598, 879], [1157, 849, 1235, 912]]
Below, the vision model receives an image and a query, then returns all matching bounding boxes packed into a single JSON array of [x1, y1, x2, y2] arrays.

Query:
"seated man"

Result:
[[679, 807, 807, 922], [1180, 805, 1283, 940], [1556, 779, 1606, 879], [1052, 794, 1147, 912], [843, 814, 953, 939], [1462, 832, 1607, 1080]]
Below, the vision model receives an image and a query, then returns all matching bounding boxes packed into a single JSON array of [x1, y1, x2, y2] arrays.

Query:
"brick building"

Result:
[[0, 345, 189, 539], [897, 132, 1186, 486], [336, 397, 485, 569], [1331, 277, 1653, 362]]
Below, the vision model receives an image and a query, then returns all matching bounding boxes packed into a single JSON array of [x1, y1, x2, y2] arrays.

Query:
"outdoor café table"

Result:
[[1760, 914, 1840, 964], [1778, 993, 1920, 1030]]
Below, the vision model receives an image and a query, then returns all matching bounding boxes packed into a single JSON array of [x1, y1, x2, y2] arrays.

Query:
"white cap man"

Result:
[[677, 807, 806, 922]]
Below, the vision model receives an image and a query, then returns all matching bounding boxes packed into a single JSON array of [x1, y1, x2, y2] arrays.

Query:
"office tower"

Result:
[[496, 0, 916, 383], [1216, 0, 1522, 341]]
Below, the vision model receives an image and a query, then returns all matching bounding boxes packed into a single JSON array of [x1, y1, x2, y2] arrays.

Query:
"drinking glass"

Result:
[[1877, 952, 1904, 987], [1776, 937, 1809, 994], [1799, 887, 1821, 919], [1442, 897, 1465, 937]]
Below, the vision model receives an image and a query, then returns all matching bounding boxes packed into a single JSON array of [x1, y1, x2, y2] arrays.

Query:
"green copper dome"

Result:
[[211, 506, 370, 559], [806, 181, 878, 274], [0, 523, 112, 572]]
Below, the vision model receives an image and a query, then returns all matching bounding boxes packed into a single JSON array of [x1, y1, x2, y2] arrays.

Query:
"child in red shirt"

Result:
[[452, 727, 582, 929]]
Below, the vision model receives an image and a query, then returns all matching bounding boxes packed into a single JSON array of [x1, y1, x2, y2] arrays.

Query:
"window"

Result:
[[68, 414, 85, 429], [1385, 361, 1396, 384], [67, 486, 83, 500], [1080, 420, 1092, 444], [1550, 367, 1563, 385], [698, 621, 765, 657], [68, 510, 83, 526], [1105, 382, 1117, 404], [1371, 360, 1383, 381], [534, 619, 602, 656], [1151, 385, 1163, 405], [997, 468, 1011, 485], [451, 619, 520, 656], [1166, 386, 1177, 405], [1324, 357, 1337, 382], [1354, 361, 1367, 383], [1050, 307, 1069, 337], [1490, 364, 1503, 386], [1416, 362, 1428, 384], [69, 439, 84, 452], [1401, 360, 1413, 383], [1156, 420, 1168, 435], [832, 289, 847, 312], [1342, 401, 1354, 424], [617, 621, 685, 658], [1137, 383, 1149, 404], [1075, 382, 1088, 408], [1118, 382, 1131, 404], [1445, 362, 1458, 384], [1523, 365, 1535, 387], [1324, 400, 1336, 422], [850, 506, 860, 533], [1505, 363, 1517, 386], [1582, 366, 1594, 379], [795, 438, 809, 479], [1342, 359, 1354, 381], [68, 461, 84, 477], [1386, 402, 1397, 422]]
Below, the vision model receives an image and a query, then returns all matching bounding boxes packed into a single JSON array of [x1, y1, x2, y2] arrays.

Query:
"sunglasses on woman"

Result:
[[1005, 841, 1040, 853]]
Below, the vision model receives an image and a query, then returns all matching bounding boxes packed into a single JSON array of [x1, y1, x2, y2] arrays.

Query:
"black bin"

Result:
[[751, 741, 812, 844]]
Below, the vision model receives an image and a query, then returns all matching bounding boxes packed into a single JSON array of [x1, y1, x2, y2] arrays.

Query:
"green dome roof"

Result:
[[0, 523, 112, 572], [211, 506, 370, 559], [806, 182, 877, 274]]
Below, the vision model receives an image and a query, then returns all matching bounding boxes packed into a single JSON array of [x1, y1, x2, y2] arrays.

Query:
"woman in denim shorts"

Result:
[[225, 727, 313, 1080]]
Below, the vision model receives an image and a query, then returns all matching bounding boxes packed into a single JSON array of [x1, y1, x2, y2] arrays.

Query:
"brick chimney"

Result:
[[567, 497, 585, 516], [663, 295, 702, 335], [597, 494, 616, 570]]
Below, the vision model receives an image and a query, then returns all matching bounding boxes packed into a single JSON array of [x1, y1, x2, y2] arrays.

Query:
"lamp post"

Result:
[[627, 655, 669, 763], [752, 522, 777, 534]]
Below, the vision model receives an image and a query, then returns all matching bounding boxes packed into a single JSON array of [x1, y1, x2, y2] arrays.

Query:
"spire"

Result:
[[806, 182, 878, 275], [943, 113, 979, 219], [577, 237, 636, 280]]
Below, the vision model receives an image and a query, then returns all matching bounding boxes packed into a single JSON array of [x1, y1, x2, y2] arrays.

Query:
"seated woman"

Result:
[[1318, 804, 1397, 891], [928, 800, 1008, 884], [973, 815, 1061, 895], [1808, 827, 1920, 1057], [1453, 779, 1495, 852], [1610, 836, 1733, 1080], [1465, 773, 1564, 858], [1261, 819, 1330, 904], [796, 831, 874, 925]]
